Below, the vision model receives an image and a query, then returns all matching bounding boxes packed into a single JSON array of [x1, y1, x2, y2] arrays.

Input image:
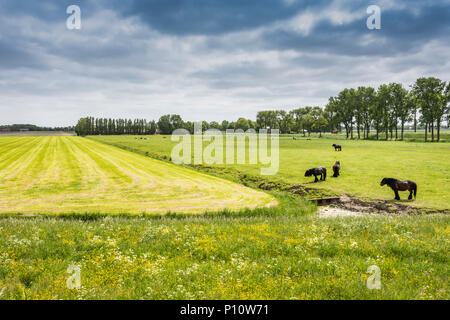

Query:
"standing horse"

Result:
[[332, 161, 341, 177], [332, 144, 342, 151], [305, 167, 327, 182], [380, 178, 417, 200]]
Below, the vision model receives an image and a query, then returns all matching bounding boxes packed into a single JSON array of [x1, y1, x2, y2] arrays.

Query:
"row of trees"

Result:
[[256, 108, 329, 136], [74, 116, 258, 136], [0, 124, 74, 132], [325, 77, 449, 142], [75, 77, 449, 141], [75, 118, 157, 136]]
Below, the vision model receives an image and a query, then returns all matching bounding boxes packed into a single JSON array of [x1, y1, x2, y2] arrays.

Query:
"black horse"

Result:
[[305, 167, 327, 182], [380, 178, 417, 200], [332, 161, 341, 177], [332, 144, 342, 151]]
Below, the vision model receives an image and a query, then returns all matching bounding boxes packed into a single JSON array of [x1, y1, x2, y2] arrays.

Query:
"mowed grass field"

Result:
[[0, 136, 275, 215], [90, 134, 450, 210]]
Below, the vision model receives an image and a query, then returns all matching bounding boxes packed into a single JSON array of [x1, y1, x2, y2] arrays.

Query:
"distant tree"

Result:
[[335, 89, 355, 139], [256, 111, 277, 130], [157, 115, 172, 135], [389, 83, 409, 140], [357, 86, 376, 139], [183, 121, 194, 134], [276, 110, 293, 133], [148, 120, 157, 135], [311, 107, 328, 137], [201, 121, 210, 132], [248, 119, 257, 130], [376, 84, 393, 140], [170, 115, 184, 131], [209, 121, 221, 130], [235, 118, 250, 131], [290, 107, 309, 135], [220, 120, 229, 131], [412, 77, 446, 142]]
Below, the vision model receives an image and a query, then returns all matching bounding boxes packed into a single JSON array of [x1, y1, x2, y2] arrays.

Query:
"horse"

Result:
[[380, 178, 417, 200], [305, 167, 327, 182], [332, 144, 342, 151], [332, 161, 340, 177]]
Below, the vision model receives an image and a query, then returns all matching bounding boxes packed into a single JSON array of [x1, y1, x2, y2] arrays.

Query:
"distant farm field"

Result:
[[0, 131, 75, 137], [89, 134, 450, 211], [0, 137, 275, 214]]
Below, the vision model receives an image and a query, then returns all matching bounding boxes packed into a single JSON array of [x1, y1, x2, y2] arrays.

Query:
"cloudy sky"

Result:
[[0, 0, 449, 127]]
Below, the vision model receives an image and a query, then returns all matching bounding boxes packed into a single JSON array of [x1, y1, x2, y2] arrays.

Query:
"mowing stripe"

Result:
[[0, 136, 276, 214]]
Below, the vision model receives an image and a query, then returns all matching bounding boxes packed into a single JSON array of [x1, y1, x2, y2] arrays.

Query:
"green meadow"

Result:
[[0, 134, 448, 300], [0, 215, 447, 300], [90, 133, 450, 211]]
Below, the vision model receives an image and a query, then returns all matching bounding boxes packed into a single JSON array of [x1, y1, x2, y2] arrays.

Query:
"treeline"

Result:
[[75, 77, 449, 142], [0, 124, 74, 132], [74, 116, 258, 136], [325, 77, 449, 142], [258, 77, 449, 142], [74, 118, 157, 136]]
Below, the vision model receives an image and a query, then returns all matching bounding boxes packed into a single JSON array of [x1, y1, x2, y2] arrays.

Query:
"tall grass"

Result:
[[0, 214, 447, 300]]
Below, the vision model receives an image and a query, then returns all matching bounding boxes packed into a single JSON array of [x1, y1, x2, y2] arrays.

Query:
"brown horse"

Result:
[[380, 178, 417, 200], [332, 161, 340, 177]]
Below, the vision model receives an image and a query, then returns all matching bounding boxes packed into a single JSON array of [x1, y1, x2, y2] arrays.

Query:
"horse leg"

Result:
[[408, 190, 413, 200], [314, 174, 319, 182], [394, 190, 400, 200]]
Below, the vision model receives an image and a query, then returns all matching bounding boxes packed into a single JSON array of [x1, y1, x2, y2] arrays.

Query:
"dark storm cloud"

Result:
[[263, 3, 450, 57], [124, 0, 330, 35]]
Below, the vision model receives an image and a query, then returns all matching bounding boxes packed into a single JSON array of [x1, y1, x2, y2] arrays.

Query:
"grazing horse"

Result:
[[332, 144, 342, 151], [332, 161, 341, 177], [380, 178, 417, 200], [305, 167, 327, 182]]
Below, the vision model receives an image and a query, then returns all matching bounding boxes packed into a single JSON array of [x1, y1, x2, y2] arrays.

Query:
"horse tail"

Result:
[[323, 168, 327, 180], [414, 184, 417, 198]]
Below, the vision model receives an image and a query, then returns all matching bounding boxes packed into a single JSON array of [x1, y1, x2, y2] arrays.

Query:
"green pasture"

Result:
[[89, 133, 450, 211]]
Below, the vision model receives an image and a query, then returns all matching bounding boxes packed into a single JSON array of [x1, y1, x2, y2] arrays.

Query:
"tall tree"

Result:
[[412, 77, 446, 142], [357, 86, 376, 139], [390, 83, 409, 140], [157, 115, 173, 135], [377, 84, 393, 140]]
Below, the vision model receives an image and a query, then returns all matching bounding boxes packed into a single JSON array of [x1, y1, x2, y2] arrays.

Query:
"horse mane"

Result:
[[382, 178, 398, 186]]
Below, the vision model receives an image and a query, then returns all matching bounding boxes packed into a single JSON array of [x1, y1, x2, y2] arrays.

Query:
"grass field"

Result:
[[0, 215, 447, 300], [0, 134, 448, 300], [89, 134, 450, 211], [0, 136, 275, 215]]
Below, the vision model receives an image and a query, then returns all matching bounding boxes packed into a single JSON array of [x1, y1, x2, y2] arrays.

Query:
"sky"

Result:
[[0, 0, 449, 127]]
